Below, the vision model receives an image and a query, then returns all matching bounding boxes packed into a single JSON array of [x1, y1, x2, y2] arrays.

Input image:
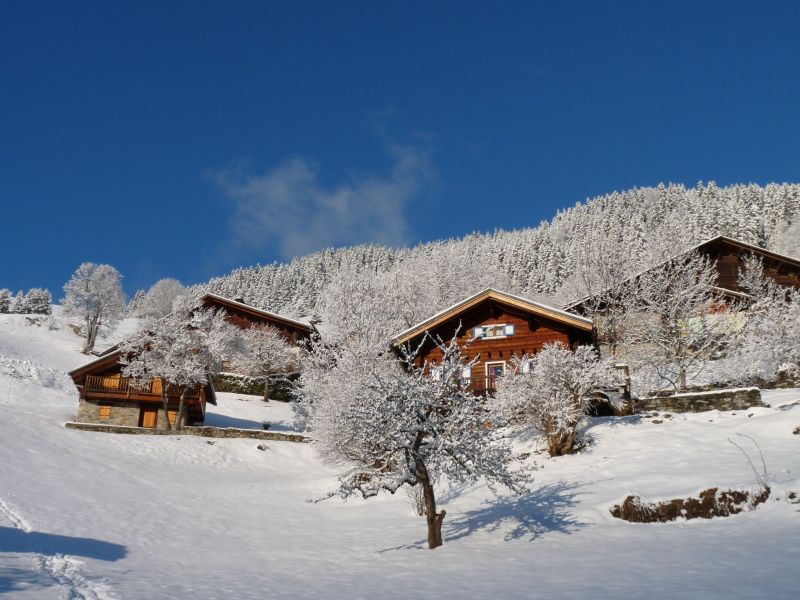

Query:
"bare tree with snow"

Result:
[[297, 334, 529, 549], [236, 324, 299, 402], [119, 297, 237, 430], [62, 262, 126, 354], [621, 251, 736, 392], [138, 278, 186, 318], [495, 344, 620, 456]]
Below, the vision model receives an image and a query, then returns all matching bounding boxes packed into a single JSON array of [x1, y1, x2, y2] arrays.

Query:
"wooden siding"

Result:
[[402, 298, 594, 393], [706, 239, 800, 293]]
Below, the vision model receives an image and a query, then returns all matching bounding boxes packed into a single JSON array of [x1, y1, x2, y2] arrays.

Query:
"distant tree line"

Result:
[[0, 288, 52, 315]]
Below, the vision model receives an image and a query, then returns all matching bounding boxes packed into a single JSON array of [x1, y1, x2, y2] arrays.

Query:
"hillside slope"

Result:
[[0, 312, 799, 599]]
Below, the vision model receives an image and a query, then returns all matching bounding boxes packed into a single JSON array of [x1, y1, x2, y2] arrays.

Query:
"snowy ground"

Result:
[[1, 311, 799, 599]]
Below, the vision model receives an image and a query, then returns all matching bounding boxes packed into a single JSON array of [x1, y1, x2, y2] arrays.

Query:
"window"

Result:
[[460, 366, 472, 385], [473, 324, 515, 339], [98, 404, 112, 420]]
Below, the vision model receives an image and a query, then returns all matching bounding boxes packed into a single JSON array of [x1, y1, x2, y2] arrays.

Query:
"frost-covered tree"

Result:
[[495, 344, 620, 456], [0, 289, 12, 313], [236, 324, 299, 401], [11, 290, 27, 314], [298, 334, 529, 549], [126, 289, 146, 316], [728, 256, 800, 383], [62, 263, 126, 354], [139, 278, 186, 318], [25, 288, 52, 315], [119, 297, 237, 430], [622, 251, 736, 392]]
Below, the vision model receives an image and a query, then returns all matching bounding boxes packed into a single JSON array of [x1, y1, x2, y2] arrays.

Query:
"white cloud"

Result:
[[213, 140, 435, 259]]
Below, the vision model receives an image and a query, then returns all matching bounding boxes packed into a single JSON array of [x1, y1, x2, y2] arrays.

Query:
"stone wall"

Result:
[[76, 398, 140, 427], [65, 421, 309, 443], [638, 387, 764, 413]]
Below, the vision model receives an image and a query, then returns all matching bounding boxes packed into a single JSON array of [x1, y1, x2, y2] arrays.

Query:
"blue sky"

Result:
[[3, 1, 800, 297]]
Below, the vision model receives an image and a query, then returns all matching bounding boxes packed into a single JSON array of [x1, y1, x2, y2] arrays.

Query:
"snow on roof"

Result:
[[564, 235, 798, 310], [201, 293, 313, 332], [391, 288, 593, 346]]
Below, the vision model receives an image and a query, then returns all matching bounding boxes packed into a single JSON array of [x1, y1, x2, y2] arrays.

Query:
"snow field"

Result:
[[0, 312, 798, 599]]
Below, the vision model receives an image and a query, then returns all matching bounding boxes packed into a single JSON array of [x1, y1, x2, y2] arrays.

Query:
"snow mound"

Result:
[[0, 355, 74, 391]]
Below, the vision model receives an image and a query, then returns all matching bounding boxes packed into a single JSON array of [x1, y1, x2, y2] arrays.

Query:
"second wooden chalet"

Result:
[[69, 294, 313, 429], [390, 288, 595, 395], [566, 235, 800, 314]]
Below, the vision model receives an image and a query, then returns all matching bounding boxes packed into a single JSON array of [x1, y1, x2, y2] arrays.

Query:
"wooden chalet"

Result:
[[200, 293, 313, 343], [69, 350, 216, 429], [69, 295, 312, 429], [566, 235, 800, 315], [390, 288, 595, 395]]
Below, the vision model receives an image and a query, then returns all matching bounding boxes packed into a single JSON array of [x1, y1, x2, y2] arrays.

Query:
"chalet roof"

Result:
[[200, 294, 314, 333], [391, 288, 594, 347], [564, 235, 800, 311]]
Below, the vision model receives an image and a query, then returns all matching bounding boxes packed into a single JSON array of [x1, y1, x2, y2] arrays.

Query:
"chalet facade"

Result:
[[566, 235, 800, 314], [69, 350, 216, 429], [391, 288, 595, 395], [69, 294, 312, 429]]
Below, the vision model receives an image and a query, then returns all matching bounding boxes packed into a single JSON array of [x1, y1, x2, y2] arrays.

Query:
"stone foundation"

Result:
[[638, 387, 764, 413], [76, 398, 141, 427], [65, 421, 309, 443]]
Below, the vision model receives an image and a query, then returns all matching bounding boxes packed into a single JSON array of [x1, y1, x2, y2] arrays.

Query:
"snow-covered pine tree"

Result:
[[0, 289, 11, 313], [126, 289, 146, 316], [11, 290, 27, 314], [25, 288, 52, 315]]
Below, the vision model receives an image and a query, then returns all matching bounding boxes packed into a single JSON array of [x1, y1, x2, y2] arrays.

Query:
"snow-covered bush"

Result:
[[62, 262, 127, 354], [297, 334, 529, 549], [25, 288, 52, 315], [495, 344, 620, 457]]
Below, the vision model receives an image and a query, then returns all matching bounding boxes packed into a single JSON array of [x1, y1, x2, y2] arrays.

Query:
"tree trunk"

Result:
[[679, 367, 687, 392], [263, 378, 270, 403], [417, 460, 445, 549], [161, 386, 171, 431], [175, 389, 187, 430]]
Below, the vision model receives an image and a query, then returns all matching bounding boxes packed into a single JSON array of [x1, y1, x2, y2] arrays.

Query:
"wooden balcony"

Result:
[[84, 375, 201, 400]]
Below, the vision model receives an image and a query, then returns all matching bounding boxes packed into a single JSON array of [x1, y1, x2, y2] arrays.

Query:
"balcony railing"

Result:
[[465, 377, 498, 396], [84, 375, 201, 399]]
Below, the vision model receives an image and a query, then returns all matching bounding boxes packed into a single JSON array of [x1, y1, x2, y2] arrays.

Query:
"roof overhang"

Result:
[[200, 293, 313, 333], [391, 288, 594, 347]]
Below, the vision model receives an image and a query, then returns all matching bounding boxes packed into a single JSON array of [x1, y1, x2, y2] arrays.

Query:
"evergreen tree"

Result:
[[0, 289, 11, 313], [25, 288, 52, 315]]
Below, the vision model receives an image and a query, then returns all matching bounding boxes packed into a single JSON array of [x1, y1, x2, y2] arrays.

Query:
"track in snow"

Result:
[[0, 497, 118, 600]]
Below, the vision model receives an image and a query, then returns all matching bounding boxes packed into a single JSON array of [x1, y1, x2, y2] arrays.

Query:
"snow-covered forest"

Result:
[[192, 182, 800, 328]]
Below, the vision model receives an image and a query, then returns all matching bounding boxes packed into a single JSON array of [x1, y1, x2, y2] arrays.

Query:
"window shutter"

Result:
[[504, 324, 515, 336]]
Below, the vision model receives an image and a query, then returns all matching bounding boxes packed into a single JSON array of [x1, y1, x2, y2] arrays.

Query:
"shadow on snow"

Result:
[[445, 481, 586, 543], [378, 481, 585, 552], [0, 526, 127, 561]]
